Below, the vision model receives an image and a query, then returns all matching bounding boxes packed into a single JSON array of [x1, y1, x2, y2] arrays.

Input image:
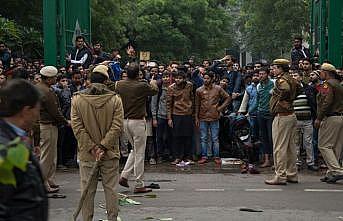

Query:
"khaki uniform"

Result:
[[115, 79, 158, 188], [269, 72, 300, 181], [71, 83, 123, 221], [36, 82, 68, 188], [317, 79, 343, 176]]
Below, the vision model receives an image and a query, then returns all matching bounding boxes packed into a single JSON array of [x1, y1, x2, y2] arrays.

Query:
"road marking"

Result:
[[154, 188, 175, 192], [195, 188, 225, 192], [304, 189, 343, 192], [245, 188, 283, 192]]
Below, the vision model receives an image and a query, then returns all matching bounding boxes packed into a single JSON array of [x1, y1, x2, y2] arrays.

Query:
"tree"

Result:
[[237, 0, 310, 61], [91, 0, 235, 63]]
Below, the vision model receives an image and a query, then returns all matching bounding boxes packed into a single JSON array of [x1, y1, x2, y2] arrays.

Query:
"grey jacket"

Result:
[[151, 86, 168, 120]]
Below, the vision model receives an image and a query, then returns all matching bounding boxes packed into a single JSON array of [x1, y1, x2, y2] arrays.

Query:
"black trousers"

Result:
[[173, 136, 192, 160], [156, 118, 173, 158]]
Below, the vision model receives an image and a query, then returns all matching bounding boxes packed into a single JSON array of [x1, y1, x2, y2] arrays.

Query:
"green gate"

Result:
[[43, 0, 91, 66], [310, 0, 343, 68]]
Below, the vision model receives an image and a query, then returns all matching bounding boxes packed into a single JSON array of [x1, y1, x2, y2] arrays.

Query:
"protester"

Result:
[[196, 71, 231, 165], [151, 71, 173, 163], [256, 67, 274, 168], [291, 36, 311, 67], [67, 35, 92, 69], [167, 70, 195, 165]]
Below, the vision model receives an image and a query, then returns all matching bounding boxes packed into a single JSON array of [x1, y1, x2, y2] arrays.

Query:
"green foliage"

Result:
[[0, 18, 22, 44], [238, 0, 310, 61], [91, 0, 234, 63], [0, 16, 43, 58], [0, 138, 30, 186]]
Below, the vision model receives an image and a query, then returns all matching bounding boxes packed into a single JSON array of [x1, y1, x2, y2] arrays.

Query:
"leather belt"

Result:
[[326, 112, 343, 117], [276, 112, 294, 116]]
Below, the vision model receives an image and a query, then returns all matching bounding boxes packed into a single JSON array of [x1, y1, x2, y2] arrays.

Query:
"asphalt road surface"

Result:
[[49, 163, 343, 221]]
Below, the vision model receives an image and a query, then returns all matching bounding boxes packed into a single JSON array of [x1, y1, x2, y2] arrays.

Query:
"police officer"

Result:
[[314, 63, 343, 183], [36, 66, 69, 193], [265, 59, 301, 185]]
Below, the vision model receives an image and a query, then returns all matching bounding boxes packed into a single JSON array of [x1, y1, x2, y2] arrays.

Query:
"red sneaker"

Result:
[[198, 157, 208, 164], [214, 157, 221, 165]]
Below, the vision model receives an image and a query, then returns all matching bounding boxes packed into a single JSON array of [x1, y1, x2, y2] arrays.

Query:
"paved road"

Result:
[[50, 163, 343, 221]]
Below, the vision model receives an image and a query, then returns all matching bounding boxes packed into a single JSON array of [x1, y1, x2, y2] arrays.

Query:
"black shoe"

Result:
[[307, 165, 319, 172], [320, 176, 329, 182], [119, 177, 129, 188], [326, 174, 343, 184]]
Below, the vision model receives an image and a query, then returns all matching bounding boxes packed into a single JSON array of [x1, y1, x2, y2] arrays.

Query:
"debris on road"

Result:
[[143, 217, 173, 221], [239, 207, 263, 212]]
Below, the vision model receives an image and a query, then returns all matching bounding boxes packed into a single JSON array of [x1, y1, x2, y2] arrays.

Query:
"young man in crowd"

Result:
[[151, 71, 172, 163], [291, 36, 311, 67], [69, 69, 85, 95], [196, 72, 231, 165], [291, 71, 318, 171], [301, 58, 313, 84], [239, 72, 260, 142], [67, 35, 92, 69], [167, 70, 195, 165], [256, 67, 275, 168]]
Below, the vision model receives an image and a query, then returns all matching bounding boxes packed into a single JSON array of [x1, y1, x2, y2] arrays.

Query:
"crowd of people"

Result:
[[1, 35, 342, 220]]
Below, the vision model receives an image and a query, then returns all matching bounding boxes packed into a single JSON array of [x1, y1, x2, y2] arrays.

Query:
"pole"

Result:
[[43, 0, 57, 66]]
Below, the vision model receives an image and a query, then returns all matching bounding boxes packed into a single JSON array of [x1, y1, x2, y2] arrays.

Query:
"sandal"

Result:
[[47, 193, 66, 199], [145, 183, 160, 189], [46, 187, 59, 194]]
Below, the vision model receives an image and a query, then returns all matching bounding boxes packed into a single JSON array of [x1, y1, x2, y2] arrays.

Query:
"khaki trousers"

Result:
[[272, 114, 297, 180], [79, 160, 119, 221], [318, 116, 343, 176], [40, 124, 58, 187], [121, 119, 147, 188]]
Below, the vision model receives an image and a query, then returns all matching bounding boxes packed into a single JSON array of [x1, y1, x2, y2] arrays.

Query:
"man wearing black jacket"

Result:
[[0, 79, 48, 221], [291, 37, 311, 67], [68, 36, 92, 69]]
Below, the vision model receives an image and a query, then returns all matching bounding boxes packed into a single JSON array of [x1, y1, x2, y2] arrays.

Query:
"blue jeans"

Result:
[[200, 121, 220, 158], [248, 114, 259, 141]]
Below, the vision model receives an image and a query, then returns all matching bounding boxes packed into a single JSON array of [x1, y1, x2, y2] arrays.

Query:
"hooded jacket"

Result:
[[71, 83, 123, 162]]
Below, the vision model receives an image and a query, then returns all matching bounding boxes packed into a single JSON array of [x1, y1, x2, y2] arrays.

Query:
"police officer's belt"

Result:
[[326, 112, 343, 117]]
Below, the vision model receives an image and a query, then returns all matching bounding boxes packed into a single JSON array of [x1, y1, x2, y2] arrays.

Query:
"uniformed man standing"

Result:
[[314, 63, 343, 183], [36, 66, 69, 193], [71, 65, 124, 221], [265, 59, 301, 185]]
